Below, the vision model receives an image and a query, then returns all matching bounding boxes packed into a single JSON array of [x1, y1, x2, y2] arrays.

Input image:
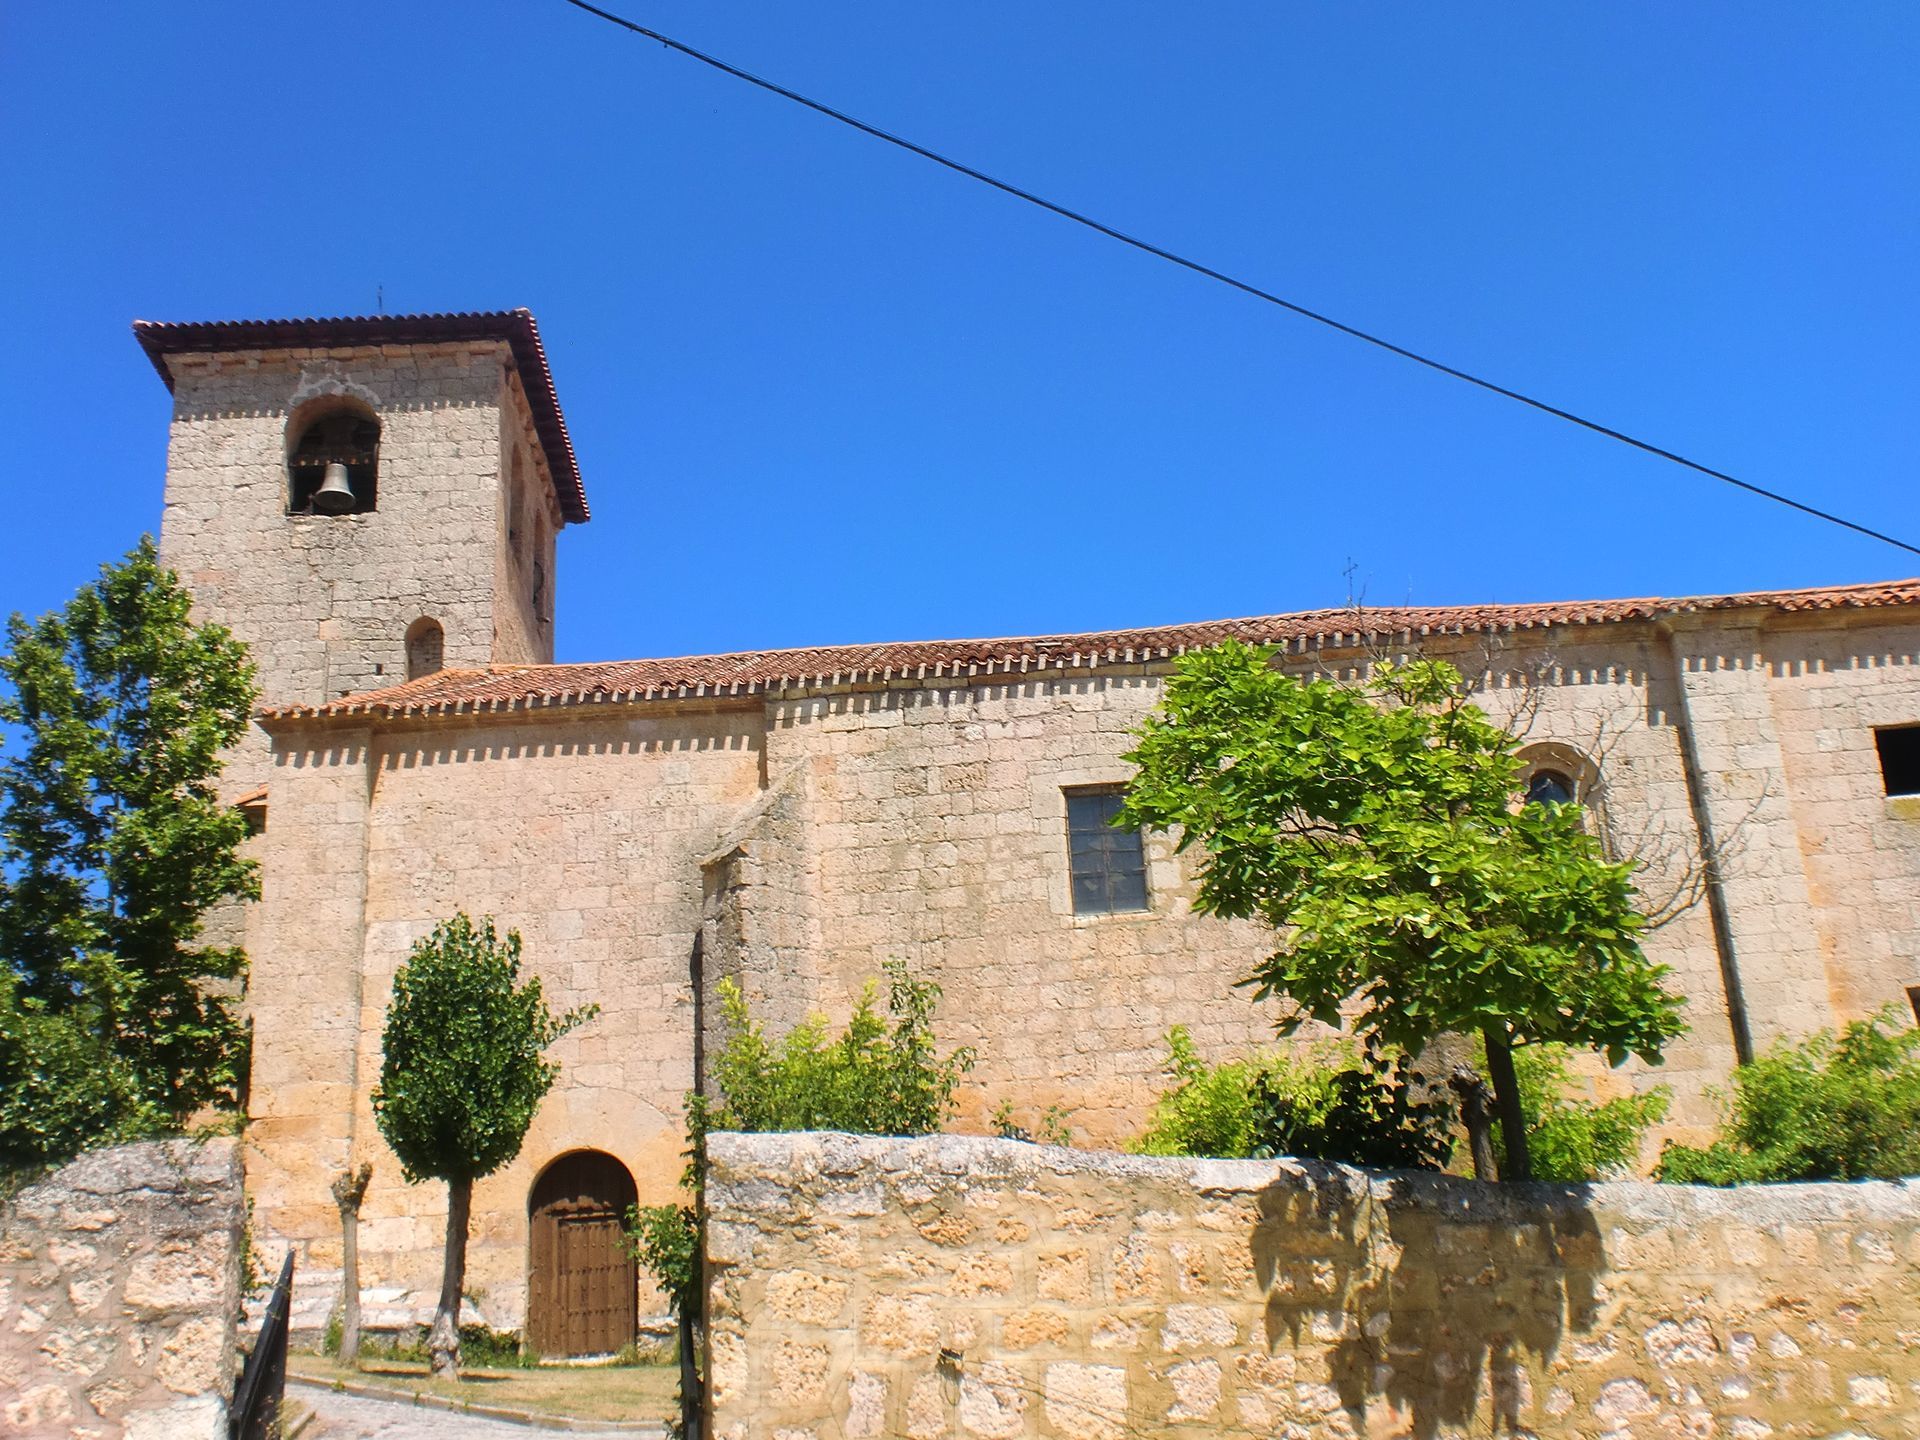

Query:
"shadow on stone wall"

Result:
[[1252, 1166, 1604, 1438]]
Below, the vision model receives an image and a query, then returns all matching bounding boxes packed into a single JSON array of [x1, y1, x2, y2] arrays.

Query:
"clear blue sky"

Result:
[[2, 3, 1914, 664]]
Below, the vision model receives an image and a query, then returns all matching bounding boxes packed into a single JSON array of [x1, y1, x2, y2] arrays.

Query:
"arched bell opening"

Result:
[[286, 400, 380, 515], [526, 1150, 638, 1358]]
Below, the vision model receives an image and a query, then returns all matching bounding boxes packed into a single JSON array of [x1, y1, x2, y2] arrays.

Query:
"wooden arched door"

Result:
[[527, 1151, 639, 1357]]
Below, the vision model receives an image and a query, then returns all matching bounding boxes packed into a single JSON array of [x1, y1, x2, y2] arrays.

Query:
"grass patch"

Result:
[[289, 1350, 678, 1425]]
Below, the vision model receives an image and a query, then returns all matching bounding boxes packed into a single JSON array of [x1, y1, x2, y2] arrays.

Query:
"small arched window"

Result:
[[405, 618, 444, 681], [289, 408, 379, 515], [1524, 769, 1577, 808]]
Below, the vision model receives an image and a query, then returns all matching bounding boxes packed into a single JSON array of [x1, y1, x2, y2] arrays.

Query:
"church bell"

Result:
[[311, 461, 357, 515]]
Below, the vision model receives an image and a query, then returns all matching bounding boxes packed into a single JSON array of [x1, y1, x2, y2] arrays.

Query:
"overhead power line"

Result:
[[558, 0, 1920, 560]]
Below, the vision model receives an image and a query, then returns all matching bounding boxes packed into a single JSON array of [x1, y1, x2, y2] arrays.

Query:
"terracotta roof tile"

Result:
[[132, 310, 588, 523], [260, 577, 1920, 722]]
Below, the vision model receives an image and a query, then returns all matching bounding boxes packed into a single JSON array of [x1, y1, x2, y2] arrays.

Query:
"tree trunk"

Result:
[[339, 1208, 363, 1365], [678, 1200, 707, 1440], [428, 1174, 472, 1379], [1481, 1026, 1532, 1182], [1448, 1066, 1499, 1182], [331, 1164, 372, 1367]]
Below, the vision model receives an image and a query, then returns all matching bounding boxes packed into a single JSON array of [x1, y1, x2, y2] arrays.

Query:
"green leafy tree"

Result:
[[1658, 1011, 1920, 1184], [372, 913, 595, 1378], [1119, 642, 1685, 1180], [0, 537, 257, 1161]]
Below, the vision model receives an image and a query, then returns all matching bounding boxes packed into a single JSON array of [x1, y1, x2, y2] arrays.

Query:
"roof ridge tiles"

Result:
[[253, 576, 1920, 722]]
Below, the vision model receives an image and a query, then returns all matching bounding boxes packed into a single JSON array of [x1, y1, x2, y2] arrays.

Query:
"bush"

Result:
[[1255, 1048, 1454, 1171], [627, 1202, 699, 1320], [1130, 1028, 1453, 1170], [1130, 1026, 1332, 1158], [699, 958, 975, 1138], [1495, 1043, 1669, 1182], [991, 1102, 1074, 1147], [1658, 1011, 1920, 1184]]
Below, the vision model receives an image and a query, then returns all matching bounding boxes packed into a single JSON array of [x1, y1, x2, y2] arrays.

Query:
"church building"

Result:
[[136, 310, 1920, 1347]]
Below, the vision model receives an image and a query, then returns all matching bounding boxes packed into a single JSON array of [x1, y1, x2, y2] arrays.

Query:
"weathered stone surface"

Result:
[[1043, 1362, 1128, 1440], [845, 1368, 886, 1438], [766, 1270, 849, 1326], [706, 1132, 1920, 1438], [0, 1139, 241, 1439]]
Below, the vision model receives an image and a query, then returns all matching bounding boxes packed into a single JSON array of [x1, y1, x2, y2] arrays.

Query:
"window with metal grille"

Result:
[[1875, 726, 1920, 798], [1066, 787, 1149, 915]]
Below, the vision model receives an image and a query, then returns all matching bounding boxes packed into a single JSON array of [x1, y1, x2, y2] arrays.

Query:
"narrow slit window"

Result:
[[1065, 788, 1149, 916], [405, 618, 445, 681], [1875, 726, 1920, 798]]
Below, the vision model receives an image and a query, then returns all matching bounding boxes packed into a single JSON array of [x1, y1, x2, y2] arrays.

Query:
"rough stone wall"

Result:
[[1663, 616, 1833, 1054], [245, 705, 763, 1331], [705, 1132, 1920, 1440], [0, 1139, 244, 1440], [156, 340, 560, 798], [755, 670, 1277, 1146]]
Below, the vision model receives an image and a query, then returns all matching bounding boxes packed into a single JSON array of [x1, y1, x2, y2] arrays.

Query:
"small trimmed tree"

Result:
[[330, 1162, 373, 1366], [0, 537, 258, 1161], [372, 914, 594, 1377], [1119, 642, 1685, 1180]]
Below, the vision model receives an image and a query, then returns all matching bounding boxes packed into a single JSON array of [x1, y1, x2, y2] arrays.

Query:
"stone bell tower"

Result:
[[136, 311, 589, 791]]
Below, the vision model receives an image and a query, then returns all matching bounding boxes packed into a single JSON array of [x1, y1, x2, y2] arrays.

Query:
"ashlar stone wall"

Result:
[[246, 704, 765, 1332], [0, 1139, 244, 1440], [157, 339, 561, 799], [705, 1132, 1920, 1440], [739, 625, 1738, 1147]]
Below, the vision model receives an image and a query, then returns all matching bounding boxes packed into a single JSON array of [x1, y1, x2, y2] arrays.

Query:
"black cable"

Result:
[[558, 0, 1920, 560]]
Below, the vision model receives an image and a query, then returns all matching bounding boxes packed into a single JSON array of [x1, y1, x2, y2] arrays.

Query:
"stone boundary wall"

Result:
[[1, 1138, 244, 1439], [705, 1133, 1920, 1439]]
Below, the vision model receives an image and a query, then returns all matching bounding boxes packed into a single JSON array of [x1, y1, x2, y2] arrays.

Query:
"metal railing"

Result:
[[231, 1250, 294, 1440]]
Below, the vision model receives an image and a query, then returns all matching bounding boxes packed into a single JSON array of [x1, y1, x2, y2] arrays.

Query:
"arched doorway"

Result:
[[527, 1151, 639, 1357]]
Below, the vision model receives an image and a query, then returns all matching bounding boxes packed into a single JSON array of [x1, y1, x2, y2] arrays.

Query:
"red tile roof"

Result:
[[132, 310, 589, 524], [259, 577, 1920, 722]]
